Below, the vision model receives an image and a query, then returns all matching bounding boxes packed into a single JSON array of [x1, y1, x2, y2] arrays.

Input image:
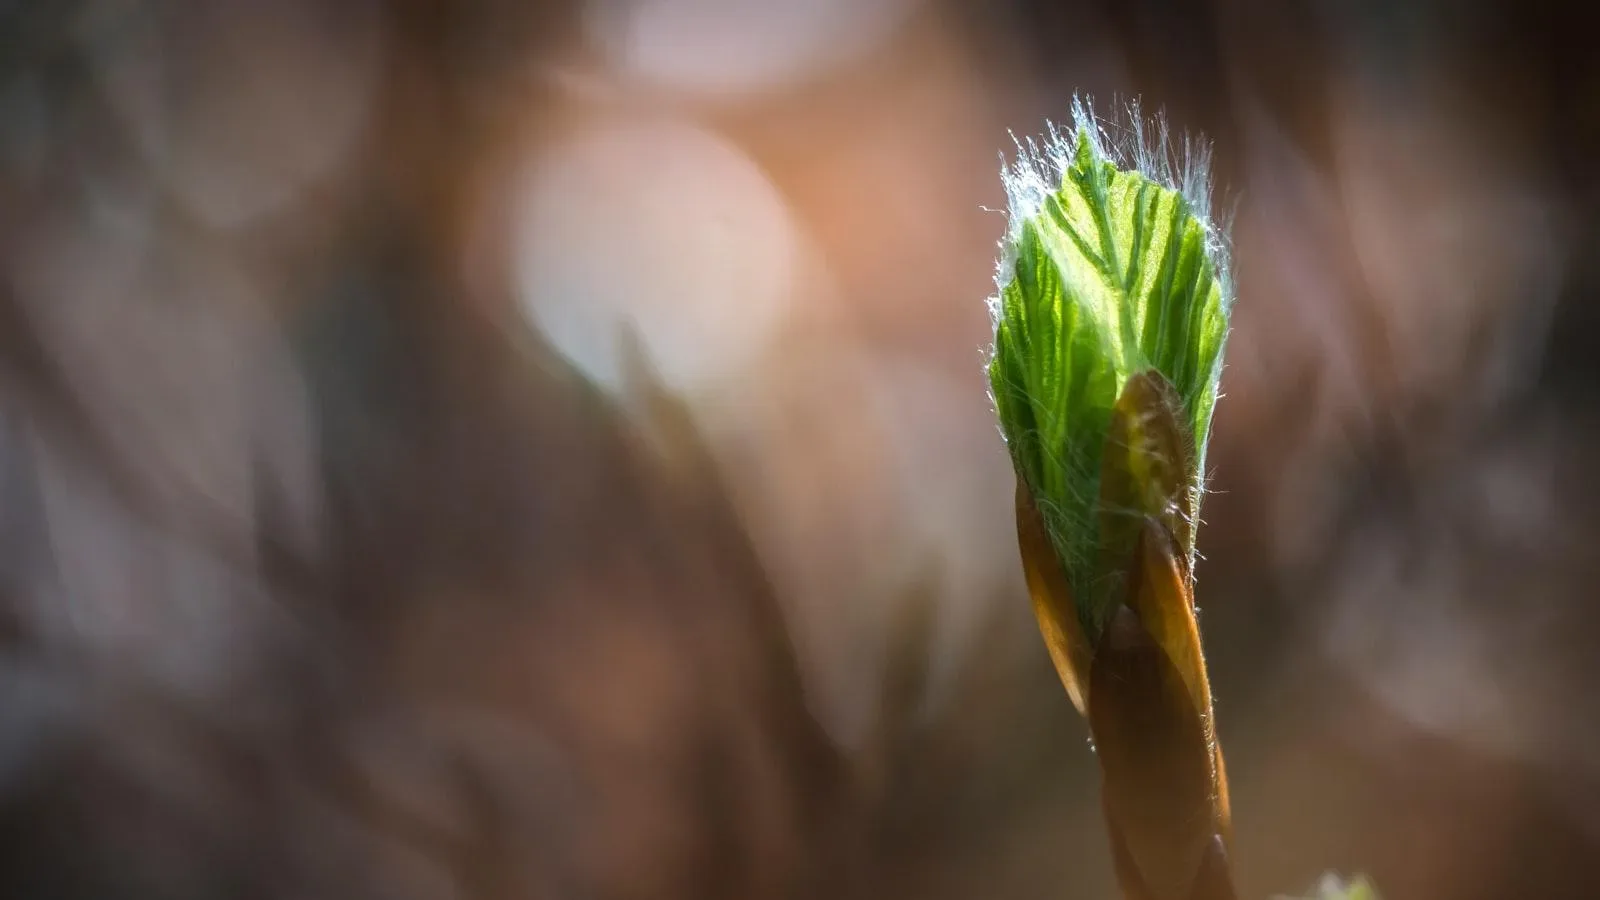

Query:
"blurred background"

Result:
[[2, 1, 1599, 897]]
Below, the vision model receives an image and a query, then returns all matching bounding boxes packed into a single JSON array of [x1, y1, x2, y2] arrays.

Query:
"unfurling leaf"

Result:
[[987, 98, 1237, 900], [988, 98, 1232, 644]]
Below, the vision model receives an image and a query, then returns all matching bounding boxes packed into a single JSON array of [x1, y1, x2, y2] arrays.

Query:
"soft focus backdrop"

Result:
[[3, 2, 1599, 898]]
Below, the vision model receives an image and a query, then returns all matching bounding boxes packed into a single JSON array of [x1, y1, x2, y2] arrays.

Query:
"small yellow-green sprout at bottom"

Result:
[[988, 98, 1236, 900], [1274, 874, 1382, 900]]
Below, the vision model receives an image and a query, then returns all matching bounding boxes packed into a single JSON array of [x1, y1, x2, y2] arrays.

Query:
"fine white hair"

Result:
[[988, 95, 1235, 331]]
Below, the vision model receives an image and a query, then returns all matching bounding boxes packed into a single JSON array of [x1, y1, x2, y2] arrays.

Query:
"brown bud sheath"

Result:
[[1014, 372, 1234, 900], [1016, 482, 1093, 714], [1088, 538, 1229, 900]]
